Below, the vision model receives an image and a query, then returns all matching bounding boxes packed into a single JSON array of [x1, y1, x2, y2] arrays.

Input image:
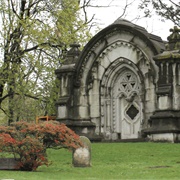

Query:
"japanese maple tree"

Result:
[[0, 121, 83, 171]]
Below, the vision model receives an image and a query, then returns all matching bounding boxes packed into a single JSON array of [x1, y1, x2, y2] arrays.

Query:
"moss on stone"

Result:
[[80, 136, 91, 150]]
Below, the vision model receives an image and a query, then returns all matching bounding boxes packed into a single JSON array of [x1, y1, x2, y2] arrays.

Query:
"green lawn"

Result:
[[0, 142, 180, 180]]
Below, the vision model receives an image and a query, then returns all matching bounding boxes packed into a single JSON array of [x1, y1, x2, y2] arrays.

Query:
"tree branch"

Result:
[[119, 0, 136, 19], [169, 0, 180, 8], [23, 94, 47, 102], [20, 0, 26, 19], [0, 106, 8, 116], [10, 0, 20, 19], [23, 42, 62, 53]]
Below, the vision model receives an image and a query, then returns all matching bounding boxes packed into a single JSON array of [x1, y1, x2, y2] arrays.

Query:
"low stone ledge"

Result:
[[0, 158, 20, 170]]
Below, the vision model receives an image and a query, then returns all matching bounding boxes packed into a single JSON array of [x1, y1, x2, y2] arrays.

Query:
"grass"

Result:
[[0, 142, 180, 180]]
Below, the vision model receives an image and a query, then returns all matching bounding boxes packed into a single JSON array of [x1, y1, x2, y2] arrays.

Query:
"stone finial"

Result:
[[63, 43, 81, 65], [72, 136, 91, 167], [68, 43, 81, 56], [166, 26, 180, 50]]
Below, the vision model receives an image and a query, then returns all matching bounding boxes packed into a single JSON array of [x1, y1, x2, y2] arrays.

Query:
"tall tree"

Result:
[[139, 0, 180, 26], [0, 0, 92, 124]]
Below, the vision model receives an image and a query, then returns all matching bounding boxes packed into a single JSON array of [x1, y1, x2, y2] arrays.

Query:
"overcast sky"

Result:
[[86, 0, 174, 41]]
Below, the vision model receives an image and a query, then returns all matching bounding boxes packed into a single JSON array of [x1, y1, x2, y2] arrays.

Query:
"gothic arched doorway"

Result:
[[100, 59, 144, 140]]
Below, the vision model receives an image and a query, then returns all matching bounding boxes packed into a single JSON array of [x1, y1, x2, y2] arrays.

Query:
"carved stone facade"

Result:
[[144, 26, 180, 142], [55, 18, 180, 142]]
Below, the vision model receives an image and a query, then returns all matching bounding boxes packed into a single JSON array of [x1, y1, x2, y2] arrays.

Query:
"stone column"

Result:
[[146, 26, 180, 142]]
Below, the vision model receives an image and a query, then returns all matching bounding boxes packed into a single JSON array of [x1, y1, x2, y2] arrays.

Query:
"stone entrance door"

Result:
[[112, 70, 142, 139]]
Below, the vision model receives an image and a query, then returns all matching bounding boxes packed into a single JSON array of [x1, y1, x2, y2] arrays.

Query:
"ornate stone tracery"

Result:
[[55, 19, 165, 141], [116, 70, 140, 99], [99, 56, 144, 139]]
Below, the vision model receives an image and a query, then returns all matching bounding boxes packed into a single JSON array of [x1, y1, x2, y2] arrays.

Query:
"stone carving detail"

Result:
[[99, 55, 144, 139], [116, 71, 140, 101], [75, 28, 147, 86], [112, 70, 141, 132]]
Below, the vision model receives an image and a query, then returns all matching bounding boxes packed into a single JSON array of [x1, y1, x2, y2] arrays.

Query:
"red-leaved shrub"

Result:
[[0, 121, 83, 171]]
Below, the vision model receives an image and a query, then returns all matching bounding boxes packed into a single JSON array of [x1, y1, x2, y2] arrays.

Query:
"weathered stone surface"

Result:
[[55, 19, 180, 142], [73, 136, 91, 167], [0, 158, 20, 170], [145, 27, 180, 142]]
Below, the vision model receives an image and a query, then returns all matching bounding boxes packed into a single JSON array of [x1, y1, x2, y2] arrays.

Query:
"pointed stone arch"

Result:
[[100, 58, 145, 140], [55, 19, 165, 140]]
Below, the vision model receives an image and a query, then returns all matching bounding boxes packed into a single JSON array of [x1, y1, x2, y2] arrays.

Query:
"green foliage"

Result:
[[0, 121, 83, 171], [0, 0, 92, 123]]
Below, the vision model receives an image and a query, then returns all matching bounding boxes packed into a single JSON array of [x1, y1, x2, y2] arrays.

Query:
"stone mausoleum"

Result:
[[55, 18, 180, 142]]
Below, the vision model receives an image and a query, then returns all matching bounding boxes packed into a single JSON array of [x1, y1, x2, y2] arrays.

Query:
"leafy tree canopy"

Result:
[[0, 0, 92, 124]]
